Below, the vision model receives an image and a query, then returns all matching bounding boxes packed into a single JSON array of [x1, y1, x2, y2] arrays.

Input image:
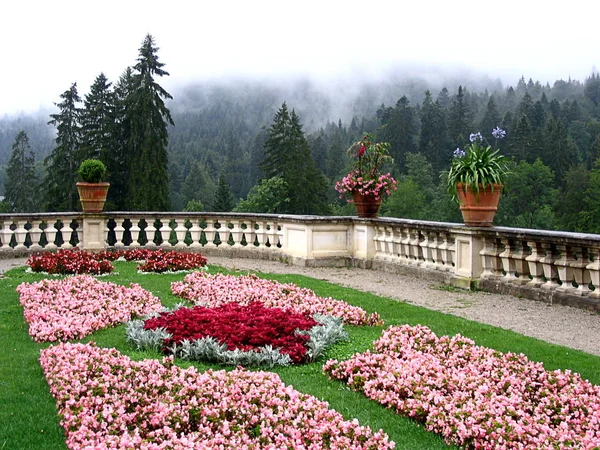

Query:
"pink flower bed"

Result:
[[40, 343, 395, 449], [324, 324, 600, 449], [17, 275, 161, 342], [171, 272, 383, 326]]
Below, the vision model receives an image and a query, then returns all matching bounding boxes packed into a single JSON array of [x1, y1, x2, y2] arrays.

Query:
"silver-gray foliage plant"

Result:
[[125, 308, 348, 368]]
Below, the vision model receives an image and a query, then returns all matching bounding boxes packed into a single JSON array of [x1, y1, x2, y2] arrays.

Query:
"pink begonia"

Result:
[[40, 343, 395, 449], [171, 272, 383, 326], [324, 324, 600, 449], [17, 275, 161, 342]]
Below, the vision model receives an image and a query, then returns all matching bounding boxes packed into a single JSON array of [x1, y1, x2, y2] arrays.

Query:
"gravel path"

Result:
[[4, 256, 599, 356]]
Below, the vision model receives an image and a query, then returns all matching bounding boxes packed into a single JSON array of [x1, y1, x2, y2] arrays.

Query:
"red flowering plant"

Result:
[[27, 249, 114, 275], [136, 250, 208, 273], [127, 301, 348, 367], [335, 132, 397, 201]]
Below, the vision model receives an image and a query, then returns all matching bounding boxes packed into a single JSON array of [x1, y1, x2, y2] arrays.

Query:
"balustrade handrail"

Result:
[[1, 211, 599, 311]]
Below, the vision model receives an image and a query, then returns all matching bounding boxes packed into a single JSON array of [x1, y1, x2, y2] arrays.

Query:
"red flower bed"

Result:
[[136, 250, 208, 273], [27, 248, 207, 275], [144, 302, 318, 363], [27, 249, 113, 275]]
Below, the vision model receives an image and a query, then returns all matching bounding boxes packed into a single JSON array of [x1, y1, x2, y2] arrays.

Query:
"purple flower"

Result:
[[453, 148, 466, 158], [492, 127, 506, 139], [469, 132, 483, 143]]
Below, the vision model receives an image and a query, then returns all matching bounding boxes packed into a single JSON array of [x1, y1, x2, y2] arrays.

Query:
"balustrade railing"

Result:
[[1, 212, 600, 311]]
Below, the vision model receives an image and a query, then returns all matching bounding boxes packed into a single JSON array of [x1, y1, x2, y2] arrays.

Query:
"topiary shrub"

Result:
[[78, 159, 107, 183]]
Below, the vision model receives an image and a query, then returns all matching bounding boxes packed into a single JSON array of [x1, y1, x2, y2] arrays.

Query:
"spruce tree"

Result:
[[126, 34, 173, 211], [419, 90, 449, 173], [44, 82, 82, 211], [212, 173, 235, 212], [79, 73, 115, 162], [448, 86, 473, 149], [5, 131, 37, 212], [106, 68, 134, 210], [261, 103, 328, 214]]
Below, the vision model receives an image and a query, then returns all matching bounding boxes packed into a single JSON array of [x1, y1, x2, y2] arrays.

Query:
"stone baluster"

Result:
[[387, 226, 400, 263], [420, 230, 434, 269], [500, 238, 530, 284], [412, 229, 424, 265], [188, 219, 202, 249], [383, 226, 394, 259], [229, 220, 242, 247], [43, 221, 58, 250], [203, 220, 216, 248], [586, 246, 600, 298], [525, 241, 545, 287], [173, 219, 188, 248], [372, 225, 384, 255], [59, 220, 73, 249], [267, 223, 279, 249], [28, 220, 43, 251], [540, 242, 560, 290], [398, 226, 410, 264], [113, 219, 126, 248], [159, 220, 173, 248], [430, 232, 444, 271], [438, 232, 451, 271], [254, 221, 267, 249], [1, 221, 14, 250], [570, 246, 591, 296], [480, 236, 503, 278], [246, 221, 258, 248], [129, 218, 141, 248], [554, 244, 576, 294], [13, 220, 28, 251], [144, 220, 157, 248]]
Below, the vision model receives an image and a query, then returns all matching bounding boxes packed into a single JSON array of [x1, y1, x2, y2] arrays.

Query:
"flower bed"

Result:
[[127, 302, 347, 366], [324, 324, 600, 449], [17, 275, 161, 342], [26, 249, 208, 275], [136, 250, 208, 273], [27, 249, 114, 275], [171, 272, 382, 326], [40, 343, 395, 449]]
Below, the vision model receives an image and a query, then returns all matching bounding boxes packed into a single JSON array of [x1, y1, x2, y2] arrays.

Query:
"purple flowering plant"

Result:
[[446, 127, 510, 202], [335, 132, 397, 201]]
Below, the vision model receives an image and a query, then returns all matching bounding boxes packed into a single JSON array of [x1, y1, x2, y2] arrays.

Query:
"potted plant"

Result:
[[335, 133, 397, 218], [446, 127, 510, 226], [76, 159, 110, 213]]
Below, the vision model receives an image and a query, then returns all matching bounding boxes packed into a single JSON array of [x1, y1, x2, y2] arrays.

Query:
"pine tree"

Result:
[[261, 103, 328, 214], [448, 86, 473, 149], [126, 34, 173, 211], [79, 73, 115, 162], [419, 91, 449, 173], [212, 173, 235, 212], [106, 68, 134, 210], [479, 96, 501, 136], [44, 82, 82, 211], [5, 131, 37, 212]]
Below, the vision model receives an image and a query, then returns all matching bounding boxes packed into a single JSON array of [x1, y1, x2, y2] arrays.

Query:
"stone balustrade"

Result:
[[1, 212, 599, 311]]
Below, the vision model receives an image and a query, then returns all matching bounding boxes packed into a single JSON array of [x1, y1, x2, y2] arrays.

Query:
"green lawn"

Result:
[[2, 261, 600, 449]]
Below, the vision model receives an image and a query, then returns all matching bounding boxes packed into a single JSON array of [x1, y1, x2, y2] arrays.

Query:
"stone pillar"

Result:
[[453, 229, 484, 288], [81, 216, 107, 251]]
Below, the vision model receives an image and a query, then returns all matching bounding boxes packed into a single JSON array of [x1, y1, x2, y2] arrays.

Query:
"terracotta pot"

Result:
[[352, 190, 382, 218], [456, 183, 502, 226], [76, 182, 110, 213]]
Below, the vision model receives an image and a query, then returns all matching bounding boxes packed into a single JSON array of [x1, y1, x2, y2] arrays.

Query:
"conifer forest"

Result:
[[2, 35, 600, 234]]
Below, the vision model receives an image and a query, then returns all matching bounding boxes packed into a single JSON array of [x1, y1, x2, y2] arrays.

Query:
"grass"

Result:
[[2, 261, 600, 449]]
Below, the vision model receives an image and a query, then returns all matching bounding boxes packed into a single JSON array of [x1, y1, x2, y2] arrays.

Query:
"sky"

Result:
[[1, 0, 598, 116]]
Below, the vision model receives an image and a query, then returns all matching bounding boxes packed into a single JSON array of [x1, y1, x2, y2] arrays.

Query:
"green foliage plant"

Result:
[[78, 159, 107, 183], [446, 128, 510, 202]]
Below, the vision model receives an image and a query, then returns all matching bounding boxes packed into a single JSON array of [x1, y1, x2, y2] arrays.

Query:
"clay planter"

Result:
[[456, 182, 502, 226], [352, 190, 382, 218], [76, 182, 110, 213]]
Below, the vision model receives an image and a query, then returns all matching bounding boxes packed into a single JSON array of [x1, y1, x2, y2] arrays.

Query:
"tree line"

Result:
[[4, 47, 600, 233]]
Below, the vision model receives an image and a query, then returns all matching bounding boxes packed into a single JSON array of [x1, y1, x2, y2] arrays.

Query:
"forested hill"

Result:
[[2, 71, 600, 233]]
